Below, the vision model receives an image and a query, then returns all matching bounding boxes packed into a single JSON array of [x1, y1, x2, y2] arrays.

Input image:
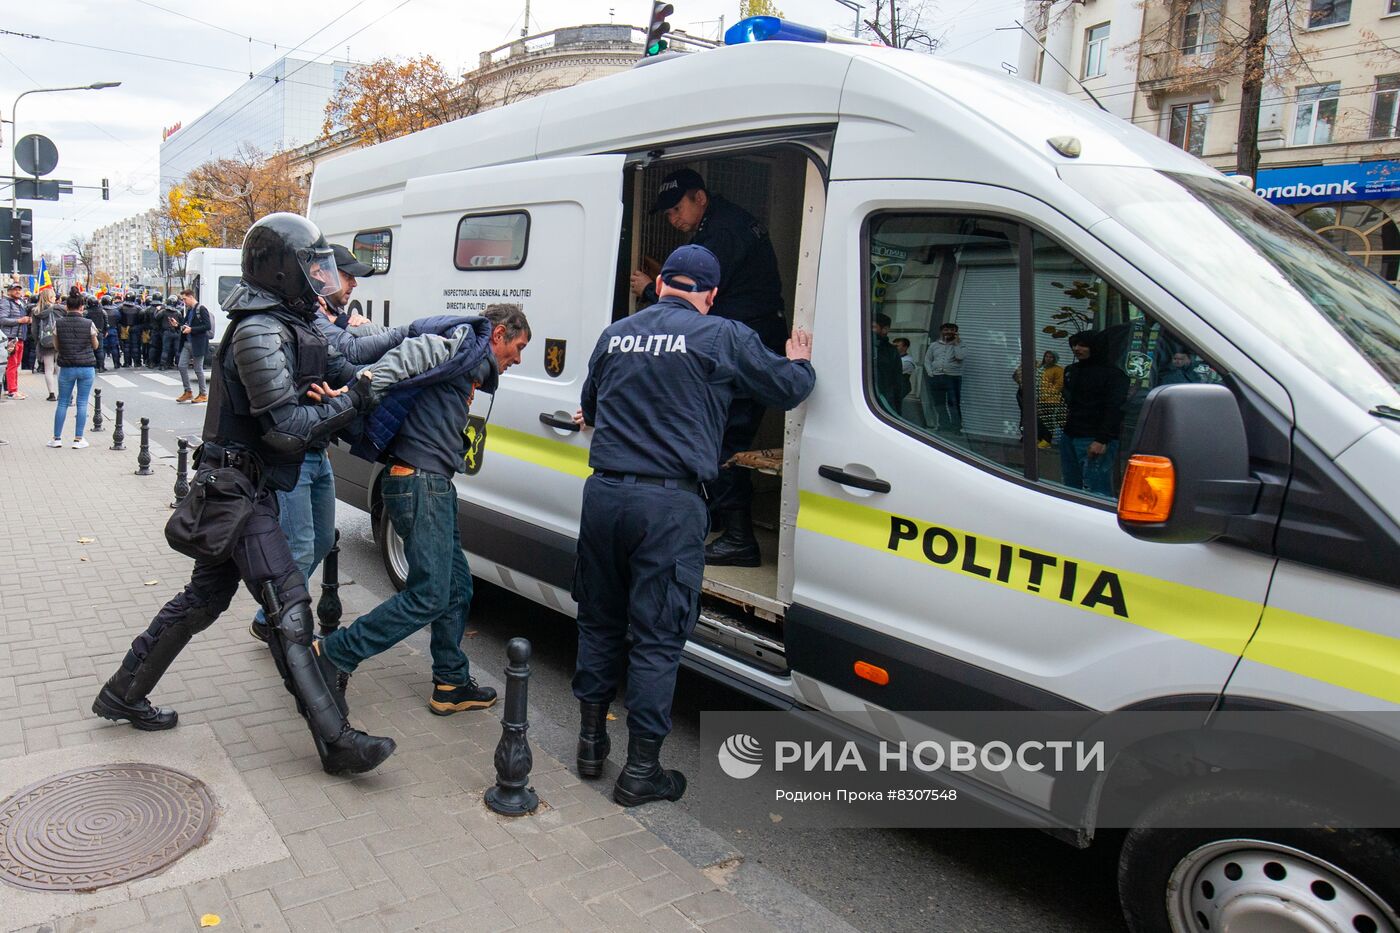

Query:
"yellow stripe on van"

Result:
[[1244, 606, 1400, 706], [796, 490, 1400, 706], [488, 425, 593, 479], [795, 490, 1261, 655]]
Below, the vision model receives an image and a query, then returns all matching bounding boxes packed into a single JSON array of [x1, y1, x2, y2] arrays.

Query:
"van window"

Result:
[[353, 229, 392, 274], [217, 276, 239, 306], [864, 213, 1223, 504], [454, 212, 529, 271]]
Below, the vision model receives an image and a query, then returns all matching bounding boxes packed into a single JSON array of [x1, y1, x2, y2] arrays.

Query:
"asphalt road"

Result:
[[104, 385, 1130, 933]]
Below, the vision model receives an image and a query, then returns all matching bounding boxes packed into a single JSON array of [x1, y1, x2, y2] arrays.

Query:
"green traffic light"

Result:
[[646, 39, 668, 55]]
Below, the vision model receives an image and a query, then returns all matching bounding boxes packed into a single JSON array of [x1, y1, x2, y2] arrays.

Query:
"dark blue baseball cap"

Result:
[[660, 244, 721, 292], [651, 168, 706, 214]]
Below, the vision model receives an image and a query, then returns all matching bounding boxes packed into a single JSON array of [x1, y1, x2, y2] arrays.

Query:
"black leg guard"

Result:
[[577, 702, 611, 779], [93, 601, 220, 731], [264, 586, 395, 775]]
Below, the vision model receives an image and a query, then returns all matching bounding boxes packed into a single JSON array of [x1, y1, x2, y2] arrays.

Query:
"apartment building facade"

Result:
[[91, 209, 160, 286], [1018, 0, 1400, 283]]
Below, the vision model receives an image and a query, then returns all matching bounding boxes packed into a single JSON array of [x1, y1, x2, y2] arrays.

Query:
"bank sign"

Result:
[[1252, 160, 1400, 205]]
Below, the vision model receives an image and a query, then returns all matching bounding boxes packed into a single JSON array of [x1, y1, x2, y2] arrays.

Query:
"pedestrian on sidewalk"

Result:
[[248, 244, 407, 645], [175, 288, 211, 403], [0, 282, 30, 398], [91, 213, 394, 778], [571, 245, 814, 806], [316, 303, 532, 717], [33, 286, 61, 401], [85, 297, 109, 372], [49, 293, 98, 449]]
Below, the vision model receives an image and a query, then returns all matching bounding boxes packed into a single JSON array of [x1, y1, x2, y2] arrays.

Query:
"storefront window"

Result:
[[1295, 202, 1400, 285], [1294, 83, 1340, 145]]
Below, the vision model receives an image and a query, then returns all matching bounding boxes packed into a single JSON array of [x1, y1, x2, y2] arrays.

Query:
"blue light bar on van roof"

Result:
[[724, 16, 829, 45]]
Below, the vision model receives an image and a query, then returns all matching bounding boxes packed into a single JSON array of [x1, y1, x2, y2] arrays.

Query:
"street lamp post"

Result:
[[8, 82, 121, 217]]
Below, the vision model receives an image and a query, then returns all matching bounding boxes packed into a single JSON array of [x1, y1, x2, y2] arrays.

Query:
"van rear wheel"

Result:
[[1118, 786, 1400, 933], [376, 504, 409, 592]]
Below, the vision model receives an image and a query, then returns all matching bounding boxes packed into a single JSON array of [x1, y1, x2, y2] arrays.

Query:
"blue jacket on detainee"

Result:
[[580, 296, 814, 484], [352, 315, 497, 475]]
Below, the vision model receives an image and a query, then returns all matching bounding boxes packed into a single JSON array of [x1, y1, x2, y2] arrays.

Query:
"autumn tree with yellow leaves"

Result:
[[153, 184, 214, 282], [184, 146, 308, 247], [323, 55, 482, 146]]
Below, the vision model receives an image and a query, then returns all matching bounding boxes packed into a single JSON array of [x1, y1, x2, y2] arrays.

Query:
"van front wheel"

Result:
[[1118, 787, 1400, 933], [376, 504, 409, 592]]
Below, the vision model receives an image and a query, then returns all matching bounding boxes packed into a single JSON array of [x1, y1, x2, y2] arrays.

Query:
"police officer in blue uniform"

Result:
[[631, 169, 787, 568], [577, 245, 814, 806]]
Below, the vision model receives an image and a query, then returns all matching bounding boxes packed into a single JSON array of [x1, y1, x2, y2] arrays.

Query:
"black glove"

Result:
[[347, 373, 373, 412]]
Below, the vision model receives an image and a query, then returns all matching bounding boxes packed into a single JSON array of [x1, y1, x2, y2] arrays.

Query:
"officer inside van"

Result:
[[630, 168, 787, 569], [578, 245, 814, 806]]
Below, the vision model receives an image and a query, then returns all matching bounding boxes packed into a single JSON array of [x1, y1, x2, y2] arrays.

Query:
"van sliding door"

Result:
[[398, 155, 625, 596]]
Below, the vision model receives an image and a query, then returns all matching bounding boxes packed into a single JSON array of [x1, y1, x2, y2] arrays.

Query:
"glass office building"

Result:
[[159, 55, 352, 193]]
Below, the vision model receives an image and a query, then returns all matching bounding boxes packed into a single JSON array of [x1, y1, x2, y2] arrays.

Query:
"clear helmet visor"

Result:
[[298, 248, 339, 298]]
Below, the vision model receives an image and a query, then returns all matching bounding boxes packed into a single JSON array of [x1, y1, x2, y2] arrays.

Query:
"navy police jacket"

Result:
[[581, 296, 815, 483]]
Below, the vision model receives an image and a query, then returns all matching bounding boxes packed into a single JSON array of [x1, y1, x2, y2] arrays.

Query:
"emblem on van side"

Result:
[[462, 415, 487, 476], [545, 338, 566, 378]]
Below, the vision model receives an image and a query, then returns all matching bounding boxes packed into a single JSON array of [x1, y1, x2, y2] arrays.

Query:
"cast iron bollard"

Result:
[[171, 438, 191, 507], [485, 638, 539, 816], [135, 418, 153, 476], [92, 388, 103, 432], [110, 400, 125, 451], [316, 529, 344, 636]]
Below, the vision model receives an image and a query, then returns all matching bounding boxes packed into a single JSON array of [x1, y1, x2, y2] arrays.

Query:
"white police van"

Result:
[[308, 19, 1400, 932], [183, 246, 241, 347]]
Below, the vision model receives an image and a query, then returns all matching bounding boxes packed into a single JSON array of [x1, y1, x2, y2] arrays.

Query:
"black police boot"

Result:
[[704, 509, 761, 567], [312, 639, 350, 716], [577, 702, 611, 779], [249, 618, 271, 644], [315, 725, 396, 776], [613, 734, 687, 807], [91, 671, 178, 731]]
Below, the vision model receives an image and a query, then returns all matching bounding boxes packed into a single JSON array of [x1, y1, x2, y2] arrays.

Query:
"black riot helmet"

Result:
[[237, 213, 339, 313]]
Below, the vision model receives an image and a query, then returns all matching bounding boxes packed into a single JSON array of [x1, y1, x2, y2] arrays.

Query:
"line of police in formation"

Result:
[[93, 167, 813, 807]]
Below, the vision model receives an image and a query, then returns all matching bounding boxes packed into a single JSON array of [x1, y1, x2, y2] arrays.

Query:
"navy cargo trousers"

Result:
[[571, 474, 708, 739]]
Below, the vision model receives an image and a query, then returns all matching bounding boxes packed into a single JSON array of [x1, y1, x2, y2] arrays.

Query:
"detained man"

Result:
[[316, 304, 531, 715]]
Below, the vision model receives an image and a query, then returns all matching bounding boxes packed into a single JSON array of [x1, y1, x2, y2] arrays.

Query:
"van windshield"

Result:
[[1059, 165, 1400, 412]]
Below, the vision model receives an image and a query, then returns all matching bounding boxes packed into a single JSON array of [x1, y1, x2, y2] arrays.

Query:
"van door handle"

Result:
[[539, 412, 581, 433], [818, 465, 891, 494]]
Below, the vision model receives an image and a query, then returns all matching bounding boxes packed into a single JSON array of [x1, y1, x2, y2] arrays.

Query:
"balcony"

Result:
[[1139, 48, 1228, 110]]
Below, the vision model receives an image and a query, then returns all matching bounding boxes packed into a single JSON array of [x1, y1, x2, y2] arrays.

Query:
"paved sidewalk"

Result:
[[0, 373, 776, 933]]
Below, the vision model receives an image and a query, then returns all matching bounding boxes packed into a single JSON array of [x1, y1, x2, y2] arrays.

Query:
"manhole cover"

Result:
[[0, 764, 214, 892]]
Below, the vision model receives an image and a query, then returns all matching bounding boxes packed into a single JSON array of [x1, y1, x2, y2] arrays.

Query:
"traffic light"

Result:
[[9, 209, 33, 276], [645, 2, 674, 56], [102, 178, 110, 201]]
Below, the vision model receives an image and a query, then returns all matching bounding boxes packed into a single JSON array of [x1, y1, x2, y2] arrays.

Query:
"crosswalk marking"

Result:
[[98, 375, 136, 388], [142, 373, 181, 386]]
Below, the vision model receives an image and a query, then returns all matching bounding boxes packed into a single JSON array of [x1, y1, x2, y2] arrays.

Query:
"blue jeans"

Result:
[[322, 470, 472, 686], [53, 366, 94, 439], [254, 451, 336, 628], [1059, 436, 1119, 497]]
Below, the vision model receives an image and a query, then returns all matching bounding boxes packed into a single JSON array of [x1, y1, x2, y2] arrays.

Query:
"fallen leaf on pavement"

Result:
[[144, 579, 159, 586], [77, 537, 95, 544], [79, 555, 88, 562], [769, 813, 783, 823], [606, 712, 617, 721], [199, 915, 221, 928]]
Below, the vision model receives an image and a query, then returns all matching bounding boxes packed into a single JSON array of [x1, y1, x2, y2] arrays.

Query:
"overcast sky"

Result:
[[2, 0, 1022, 256]]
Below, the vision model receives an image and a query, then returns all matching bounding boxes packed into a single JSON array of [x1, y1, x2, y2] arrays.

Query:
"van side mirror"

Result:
[[1117, 384, 1261, 544]]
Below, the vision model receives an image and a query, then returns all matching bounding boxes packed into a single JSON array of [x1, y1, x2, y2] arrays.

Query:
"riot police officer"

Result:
[[92, 213, 394, 776], [630, 169, 788, 568], [84, 297, 108, 372], [573, 245, 814, 805], [119, 292, 142, 367]]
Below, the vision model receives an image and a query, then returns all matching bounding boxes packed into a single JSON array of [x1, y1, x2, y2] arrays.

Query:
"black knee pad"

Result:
[[274, 598, 314, 648]]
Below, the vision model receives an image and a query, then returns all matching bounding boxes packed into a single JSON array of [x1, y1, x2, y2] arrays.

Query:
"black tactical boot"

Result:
[[704, 509, 761, 567], [577, 702, 611, 779], [312, 639, 350, 716], [613, 734, 687, 807], [92, 673, 178, 731], [316, 725, 396, 776], [249, 618, 271, 644]]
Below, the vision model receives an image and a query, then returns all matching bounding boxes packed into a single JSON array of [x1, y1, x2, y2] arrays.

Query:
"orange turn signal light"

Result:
[[854, 661, 890, 686], [1118, 454, 1176, 523]]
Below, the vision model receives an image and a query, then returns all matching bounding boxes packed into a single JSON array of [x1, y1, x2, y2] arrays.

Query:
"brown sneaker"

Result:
[[192, 393, 208, 404], [175, 391, 192, 403]]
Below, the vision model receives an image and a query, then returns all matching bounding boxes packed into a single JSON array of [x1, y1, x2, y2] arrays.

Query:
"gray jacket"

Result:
[[0, 296, 27, 341], [362, 328, 468, 403], [314, 314, 408, 367]]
